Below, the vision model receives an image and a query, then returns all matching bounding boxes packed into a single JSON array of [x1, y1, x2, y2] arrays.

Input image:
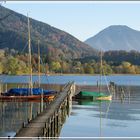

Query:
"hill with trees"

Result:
[[0, 5, 97, 62], [0, 6, 140, 75]]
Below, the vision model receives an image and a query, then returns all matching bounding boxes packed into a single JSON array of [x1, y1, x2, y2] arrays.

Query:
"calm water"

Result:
[[0, 75, 140, 85], [0, 75, 140, 137], [0, 101, 48, 137], [60, 85, 140, 137]]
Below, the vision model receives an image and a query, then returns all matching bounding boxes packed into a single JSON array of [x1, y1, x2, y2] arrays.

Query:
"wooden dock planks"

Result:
[[15, 82, 75, 137]]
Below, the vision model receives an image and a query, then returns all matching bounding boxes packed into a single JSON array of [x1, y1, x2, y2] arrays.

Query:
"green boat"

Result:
[[76, 91, 112, 100], [75, 50, 112, 101]]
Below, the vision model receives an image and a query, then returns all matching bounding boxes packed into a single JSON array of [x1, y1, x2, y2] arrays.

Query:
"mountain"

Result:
[[0, 5, 97, 60], [85, 25, 140, 52]]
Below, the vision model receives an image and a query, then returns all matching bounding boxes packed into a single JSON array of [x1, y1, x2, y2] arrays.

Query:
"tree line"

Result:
[[0, 49, 140, 75]]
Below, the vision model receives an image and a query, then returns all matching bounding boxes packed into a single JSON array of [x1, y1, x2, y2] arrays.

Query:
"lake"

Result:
[[0, 75, 140, 85], [60, 96, 140, 137], [0, 75, 140, 138]]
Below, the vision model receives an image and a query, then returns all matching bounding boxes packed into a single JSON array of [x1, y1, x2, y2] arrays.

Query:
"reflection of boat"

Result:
[[1, 15, 57, 101], [78, 99, 111, 106], [77, 98, 112, 137], [76, 50, 112, 101]]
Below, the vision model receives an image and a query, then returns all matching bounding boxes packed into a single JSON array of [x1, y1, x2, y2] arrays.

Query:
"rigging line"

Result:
[[38, 40, 41, 88], [102, 68, 111, 95], [40, 58, 50, 86], [19, 41, 28, 54], [99, 100, 102, 137], [105, 100, 112, 119], [100, 46, 111, 95], [30, 40, 50, 87], [99, 49, 102, 93], [27, 14, 33, 95]]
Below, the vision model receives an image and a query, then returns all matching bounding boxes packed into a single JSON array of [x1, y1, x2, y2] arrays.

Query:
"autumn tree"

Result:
[[50, 61, 61, 73], [83, 63, 94, 74]]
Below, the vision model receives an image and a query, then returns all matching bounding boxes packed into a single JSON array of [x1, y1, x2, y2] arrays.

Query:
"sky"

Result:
[[2, 1, 140, 41]]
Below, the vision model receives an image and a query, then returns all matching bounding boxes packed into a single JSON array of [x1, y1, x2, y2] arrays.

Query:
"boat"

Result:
[[1, 88, 56, 100], [76, 91, 112, 101], [1, 15, 57, 101], [76, 50, 112, 101]]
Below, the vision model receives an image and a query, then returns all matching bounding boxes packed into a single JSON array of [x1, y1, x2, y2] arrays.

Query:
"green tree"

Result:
[[2, 56, 29, 75], [50, 61, 61, 72], [16, 60, 29, 74], [5, 57, 19, 75], [0, 62, 3, 74], [121, 61, 136, 74], [102, 61, 113, 75], [60, 61, 69, 73], [84, 63, 94, 74]]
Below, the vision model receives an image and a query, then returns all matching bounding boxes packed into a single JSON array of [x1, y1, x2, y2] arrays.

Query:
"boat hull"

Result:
[[75, 91, 112, 101], [96, 95, 112, 101], [0, 94, 55, 101]]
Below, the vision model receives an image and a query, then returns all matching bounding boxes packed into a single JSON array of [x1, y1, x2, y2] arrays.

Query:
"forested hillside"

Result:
[[0, 5, 97, 61]]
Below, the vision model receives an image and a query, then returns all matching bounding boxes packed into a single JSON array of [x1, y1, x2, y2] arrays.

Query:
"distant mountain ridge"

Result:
[[0, 5, 97, 60], [85, 25, 140, 52]]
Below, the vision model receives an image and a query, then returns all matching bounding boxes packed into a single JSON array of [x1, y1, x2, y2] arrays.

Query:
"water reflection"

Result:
[[0, 96, 72, 137], [0, 101, 47, 137], [1, 85, 140, 137], [60, 86, 140, 137]]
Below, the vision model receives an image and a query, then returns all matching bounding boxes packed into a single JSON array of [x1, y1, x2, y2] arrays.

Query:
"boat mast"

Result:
[[99, 50, 103, 137], [99, 49, 102, 93], [38, 40, 41, 88], [27, 14, 33, 95]]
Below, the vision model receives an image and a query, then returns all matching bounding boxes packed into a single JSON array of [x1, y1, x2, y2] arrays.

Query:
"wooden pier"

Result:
[[14, 82, 75, 137]]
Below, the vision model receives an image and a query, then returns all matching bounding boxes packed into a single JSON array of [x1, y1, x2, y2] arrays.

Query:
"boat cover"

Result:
[[5, 88, 57, 96], [79, 91, 107, 97]]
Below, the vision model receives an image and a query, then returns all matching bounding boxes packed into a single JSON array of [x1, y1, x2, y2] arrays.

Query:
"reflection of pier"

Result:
[[15, 82, 75, 137]]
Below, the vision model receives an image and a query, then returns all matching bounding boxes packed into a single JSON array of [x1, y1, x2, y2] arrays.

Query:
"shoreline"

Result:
[[1, 73, 140, 76]]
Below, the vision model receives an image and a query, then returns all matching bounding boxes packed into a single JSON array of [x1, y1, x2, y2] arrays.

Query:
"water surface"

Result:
[[0, 75, 140, 85], [60, 86, 140, 137], [0, 75, 140, 137]]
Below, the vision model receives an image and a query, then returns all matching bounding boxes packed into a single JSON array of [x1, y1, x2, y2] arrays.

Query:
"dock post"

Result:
[[40, 88, 44, 112], [50, 117, 53, 137], [0, 80, 2, 95], [48, 118, 51, 137], [128, 88, 131, 104], [54, 111, 57, 137], [57, 110, 59, 134], [5, 83, 7, 93]]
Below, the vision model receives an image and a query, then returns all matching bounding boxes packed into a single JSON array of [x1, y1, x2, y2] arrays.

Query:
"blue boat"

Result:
[[4, 88, 57, 96], [1, 16, 57, 100]]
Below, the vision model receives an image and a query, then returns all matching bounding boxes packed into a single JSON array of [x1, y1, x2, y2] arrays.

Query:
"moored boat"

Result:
[[76, 91, 112, 100], [1, 88, 57, 101], [0, 15, 57, 101], [76, 50, 112, 101]]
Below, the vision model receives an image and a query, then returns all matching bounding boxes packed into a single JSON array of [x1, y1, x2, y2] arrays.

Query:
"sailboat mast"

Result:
[[38, 40, 41, 88], [27, 14, 33, 95], [99, 49, 102, 93]]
